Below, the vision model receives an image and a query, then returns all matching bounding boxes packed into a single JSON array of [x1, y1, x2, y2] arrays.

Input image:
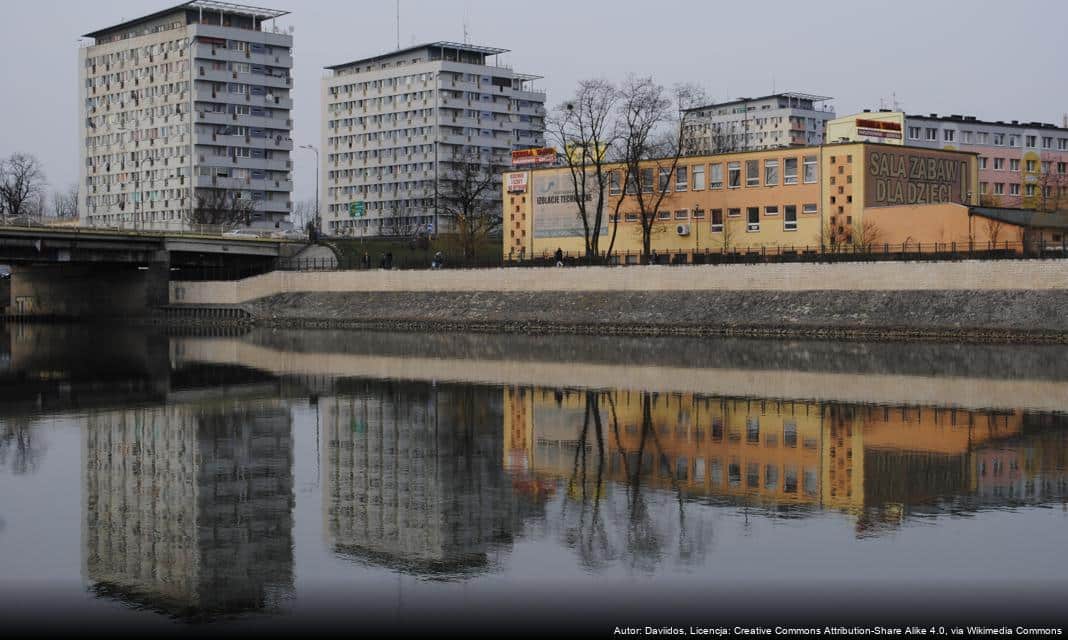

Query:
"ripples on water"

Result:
[[0, 324, 1066, 634]]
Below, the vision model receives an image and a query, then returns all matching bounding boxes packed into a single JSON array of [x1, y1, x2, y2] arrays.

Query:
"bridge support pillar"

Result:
[[145, 251, 171, 310]]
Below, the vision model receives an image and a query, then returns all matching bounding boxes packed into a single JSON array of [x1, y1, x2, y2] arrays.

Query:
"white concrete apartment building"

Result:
[[684, 92, 835, 154], [321, 42, 546, 237], [79, 1, 293, 231]]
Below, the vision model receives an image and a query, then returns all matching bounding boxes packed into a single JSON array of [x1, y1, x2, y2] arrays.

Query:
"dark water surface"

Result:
[[1, 324, 1066, 635]]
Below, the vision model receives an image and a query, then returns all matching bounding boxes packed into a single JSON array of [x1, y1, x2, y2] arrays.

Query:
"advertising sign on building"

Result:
[[865, 148, 971, 207], [506, 172, 529, 193], [348, 201, 365, 218], [855, 118, 903, 141], [511, 147, 557, 167], [531, 173, 607, 238]]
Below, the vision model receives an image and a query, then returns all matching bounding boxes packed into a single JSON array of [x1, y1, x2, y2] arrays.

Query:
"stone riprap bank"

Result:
[[168, 260, 1068, 342]]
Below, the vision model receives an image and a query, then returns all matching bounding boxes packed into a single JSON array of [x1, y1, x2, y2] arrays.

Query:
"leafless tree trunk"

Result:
[[547, 79, 619, 262], [851, 219, 883, 252], [438, 147, 502, 259], [52, 183, 79, 219], [188, 188, 255, 227], [615, 77, 706, 263], [0, 153, 47, 219]]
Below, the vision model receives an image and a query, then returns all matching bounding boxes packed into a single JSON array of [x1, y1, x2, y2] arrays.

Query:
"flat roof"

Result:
[[325, 41, 509, 71], [970, 207, 1068, 230], [685, 92, 833, 113], [83, 0, 289, 39], [521, 140, 978, 173], [907, 113, 1065, 132]]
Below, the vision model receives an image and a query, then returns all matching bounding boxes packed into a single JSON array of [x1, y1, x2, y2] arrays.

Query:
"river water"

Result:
[[1, 324, 1065, 635]]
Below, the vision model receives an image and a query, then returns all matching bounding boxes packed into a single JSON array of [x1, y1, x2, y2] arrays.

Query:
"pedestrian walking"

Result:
[[554, 247, 564, 267]]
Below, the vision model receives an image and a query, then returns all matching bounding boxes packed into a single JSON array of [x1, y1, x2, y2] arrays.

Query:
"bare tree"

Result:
[[0, 153, 47, 219], [851, 218, 884, 252], [189, 188, 255, 227], [547, 79, 619, 262], [291, 198, 316, 230], [51, 183, 79, 219], [438, 147, 502, 259], [613, 77, 706, 262], [984, 217, 1005, 246]]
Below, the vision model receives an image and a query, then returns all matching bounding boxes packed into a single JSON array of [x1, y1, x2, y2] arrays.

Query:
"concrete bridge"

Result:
[[0, 225, 300, 317]]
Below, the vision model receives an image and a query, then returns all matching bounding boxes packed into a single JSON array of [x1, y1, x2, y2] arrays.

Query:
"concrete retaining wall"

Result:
[[170, 260, 1068, 306]]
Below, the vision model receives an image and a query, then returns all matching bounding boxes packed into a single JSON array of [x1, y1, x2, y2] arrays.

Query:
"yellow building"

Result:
[[502, 141, 980, 261], [502, 387, 1028, 517]]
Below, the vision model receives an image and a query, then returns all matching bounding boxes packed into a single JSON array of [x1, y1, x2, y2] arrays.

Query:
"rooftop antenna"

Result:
[[395, 0, 400, 50], [463, 2, 470, 44]]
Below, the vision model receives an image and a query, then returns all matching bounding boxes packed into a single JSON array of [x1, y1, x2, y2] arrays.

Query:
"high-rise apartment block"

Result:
[[79, 1, 293, 231], [321, 42, 546, 237], [684, 92, 835, 154]]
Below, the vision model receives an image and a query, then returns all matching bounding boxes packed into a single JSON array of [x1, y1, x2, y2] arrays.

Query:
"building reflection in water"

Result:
[[322, 379, 543, 579], [83, 401, 295, 619], [505, 387, 1068, 543]]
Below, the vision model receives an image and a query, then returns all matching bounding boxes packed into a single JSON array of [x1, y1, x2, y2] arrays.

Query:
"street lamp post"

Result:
[[299, 144, 320, 237]]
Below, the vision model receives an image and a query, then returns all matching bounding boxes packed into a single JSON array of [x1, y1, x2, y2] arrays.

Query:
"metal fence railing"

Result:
[[171, 239, 1067, 281]]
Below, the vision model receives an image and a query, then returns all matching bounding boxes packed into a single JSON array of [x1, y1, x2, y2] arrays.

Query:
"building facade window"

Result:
[[994, 158, 1005, 170], [803, 155, 817, 183], [710, 208, 723, 231], [765, 159, 779, 186], [925, 127, 937, 141], [784, 205, 797, 231], [1010, 159, 1020, 171], [783, 157, 798, 185], [710, 163, 723, 189], [675, 166, 688, 191], [746, 206, 759, 231], [746, 160, 759, 187], [908, 126, 921, 140], [728, 162, 740, 188], [944, 129, 955, 142], [692, 165, 705, 190]]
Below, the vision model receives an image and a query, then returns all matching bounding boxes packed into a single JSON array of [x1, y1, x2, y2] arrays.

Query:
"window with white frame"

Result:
[[1010, 183, 1020, 196], [675, 166, 688, 191], [993, 158, 1005, 170], [908, 126, 921, 140], [784, 205, 797, 231], [609, 170, 621, 195], [1025, 135, 1036, 147], [994, 183, 1004, 195], [979, 157, 988, 169], [746, 207, 759, 231], [944, 129, 955, 142], [1025, 184, 1036, 197], [925, 127, 937, 141], [746, 160, 759, 187], [1008, 134, 1019, 147], [727, 162, 740, 188], [765, 159, 779, 186], [993, 133, 1005, 145], [764, 205, 778, 216], [674, 209, 689, 220], [710, 163, 723, 189], [659, 167, 671, 192], [1010, 159, 1020, 171], [802, 203, 817, 214], [803, 156, 817, 183], [783, 157, 798, 184], [692, 165, 705, 190], [710, 208, 723, 231]]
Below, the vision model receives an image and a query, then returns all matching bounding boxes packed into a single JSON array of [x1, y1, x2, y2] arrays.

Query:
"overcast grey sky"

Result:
[[1, 0, 1066, 204]]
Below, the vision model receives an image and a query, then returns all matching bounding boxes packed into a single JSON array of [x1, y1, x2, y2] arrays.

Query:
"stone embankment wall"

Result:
[[169, 261, 1068, 341]]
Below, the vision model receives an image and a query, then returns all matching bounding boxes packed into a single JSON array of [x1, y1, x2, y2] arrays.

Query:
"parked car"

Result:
[[222, 228, 267, 238]]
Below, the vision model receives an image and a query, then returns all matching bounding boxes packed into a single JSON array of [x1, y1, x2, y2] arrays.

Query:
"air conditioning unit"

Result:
[[676, 223, 690, 236]]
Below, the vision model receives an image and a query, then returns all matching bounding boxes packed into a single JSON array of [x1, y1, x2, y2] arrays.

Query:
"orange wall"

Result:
[[864, 203, 1024, 247]]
